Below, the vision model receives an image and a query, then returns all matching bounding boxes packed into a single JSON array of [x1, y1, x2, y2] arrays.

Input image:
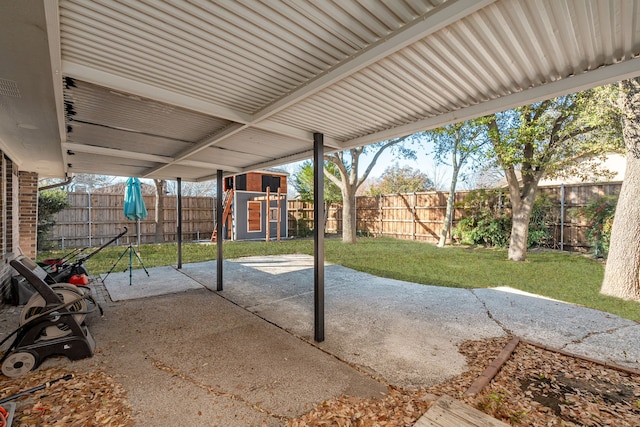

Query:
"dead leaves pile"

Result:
[[289, 337, 640, 426], [287, 387, 437, 427], [0, 367, 134, 426], [2, 337, 639, 426], [465, 342, 640, 426]]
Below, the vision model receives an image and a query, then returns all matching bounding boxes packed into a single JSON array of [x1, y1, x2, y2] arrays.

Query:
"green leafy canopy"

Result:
[[488, 86, 623, 179], [292, 160, 342, 203]]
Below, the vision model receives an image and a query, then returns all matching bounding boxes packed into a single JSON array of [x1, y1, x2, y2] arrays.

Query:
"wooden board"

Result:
[[247, 201, 262, 232], [414, 395, 509, 427]]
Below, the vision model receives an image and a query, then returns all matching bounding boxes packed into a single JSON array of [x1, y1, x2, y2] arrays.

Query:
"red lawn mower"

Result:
[[38, 227, 128, 287]]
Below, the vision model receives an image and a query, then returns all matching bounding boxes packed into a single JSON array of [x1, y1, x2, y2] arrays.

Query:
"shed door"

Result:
[[247, 201, 262, 232]]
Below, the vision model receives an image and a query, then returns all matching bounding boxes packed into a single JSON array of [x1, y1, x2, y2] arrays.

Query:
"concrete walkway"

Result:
[[7, 254, 638, 426], [104, 254, 640, 389]]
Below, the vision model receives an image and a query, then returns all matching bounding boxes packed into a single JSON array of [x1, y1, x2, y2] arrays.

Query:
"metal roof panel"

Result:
[[2, 0, 639, 180]]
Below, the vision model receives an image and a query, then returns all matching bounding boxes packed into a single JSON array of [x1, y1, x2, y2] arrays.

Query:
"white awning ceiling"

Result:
[[1, 0, 639, 180]]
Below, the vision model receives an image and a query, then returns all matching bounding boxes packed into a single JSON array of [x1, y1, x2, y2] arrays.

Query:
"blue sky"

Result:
[[281, 144, 464, 193]]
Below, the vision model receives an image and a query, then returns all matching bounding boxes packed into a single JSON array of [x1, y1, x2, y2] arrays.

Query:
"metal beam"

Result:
[[44, 1, 67, 159], [63, 143, 243, 175], [342, 57, 640, 149], [63, 61, 252, 124], [177, 177, 183, 269], [238, 149, 315, 175], [216, 170, 224, 291], [238, 144, 341, 176], [196, 170, 235, 183], [142, 123, 247, 177], [253, 0, 496, 121], [178, 160, 242, 173], [253, 120, 343, 150], [63, 143, 172, 164], [313, 132, 325, 343]]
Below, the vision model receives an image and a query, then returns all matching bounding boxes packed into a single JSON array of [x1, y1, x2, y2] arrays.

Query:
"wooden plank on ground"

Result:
[[414, 395, 509, 427]]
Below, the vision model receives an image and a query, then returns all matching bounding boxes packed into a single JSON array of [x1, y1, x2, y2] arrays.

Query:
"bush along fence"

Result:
[[48, 182, 621, 254]]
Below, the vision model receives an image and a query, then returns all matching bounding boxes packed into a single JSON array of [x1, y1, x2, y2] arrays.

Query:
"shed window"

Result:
[[261, 175, 281, 192], [269, 207, 278, 221], [236, 174, 247, 191]]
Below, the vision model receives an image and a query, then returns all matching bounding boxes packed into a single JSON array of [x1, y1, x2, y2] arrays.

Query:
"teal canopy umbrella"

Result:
[[124, 177, 148, 220], [118, 177, 149, 285]]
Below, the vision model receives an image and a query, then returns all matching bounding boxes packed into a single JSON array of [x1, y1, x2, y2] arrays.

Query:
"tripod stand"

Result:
[[103, 244, 149, 286]]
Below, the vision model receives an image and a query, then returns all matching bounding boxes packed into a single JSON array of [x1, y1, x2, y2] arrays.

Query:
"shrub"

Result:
[[453, 215, 512, 247], [293, 218, 313, 238], [453, 189, 511, 247], [38, 189, 70, 250], [453, 189, 555, 248], [527, 193, 555, 248], [574, 195, 617, 258]]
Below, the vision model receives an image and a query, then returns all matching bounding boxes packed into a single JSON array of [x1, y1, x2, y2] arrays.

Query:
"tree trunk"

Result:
[[601, 157, 640, 299], [342, 189, 357, 243], [324, 201, 330, 233], [508, 197, 533, 261], [438, 166, 459, 247], [601, 77, 640, 300], [507, 185, 537, 261], [154, 179, 165, 243]]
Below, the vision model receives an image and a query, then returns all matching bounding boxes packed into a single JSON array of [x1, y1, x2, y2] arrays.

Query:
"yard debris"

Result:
[[287, 387, 436, 427], [288, 336, 640, 426], [0, 374, 73, 405], [2, 337, 640, 426], [0, 367, 133, 426]]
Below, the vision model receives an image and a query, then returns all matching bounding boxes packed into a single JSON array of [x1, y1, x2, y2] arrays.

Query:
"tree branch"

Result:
[[357, 136, 409, 188], [324, 153, 349, 188]]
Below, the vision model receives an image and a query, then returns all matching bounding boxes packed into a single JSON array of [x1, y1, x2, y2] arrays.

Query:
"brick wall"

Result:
[[0, 156, 7, 303], [18, 171, 38, 259], [5, 158, 13, 251], [0, 156, 30, 304], [11, 163, 19, 255], [0, 163, 38, 304]]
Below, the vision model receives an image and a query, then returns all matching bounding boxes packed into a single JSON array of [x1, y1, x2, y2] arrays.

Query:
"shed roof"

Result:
[[1, 0, 639, 181]]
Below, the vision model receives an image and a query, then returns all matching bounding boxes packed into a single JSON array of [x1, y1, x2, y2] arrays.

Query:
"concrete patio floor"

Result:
[[4, 254, 639, 426], [103, 254, 640, 387], [76, 288, 386, 426]]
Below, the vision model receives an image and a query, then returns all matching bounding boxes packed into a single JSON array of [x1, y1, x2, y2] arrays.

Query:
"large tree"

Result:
[[364, 163, 434, 196], [426, 119, 489, 247], [601, 77, 640, 300], [486, 87, 621, 261], [324, 136, 414, 243]]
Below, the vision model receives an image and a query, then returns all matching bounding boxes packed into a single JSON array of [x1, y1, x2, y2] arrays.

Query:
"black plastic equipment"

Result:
[[1, 256, 95, 377]]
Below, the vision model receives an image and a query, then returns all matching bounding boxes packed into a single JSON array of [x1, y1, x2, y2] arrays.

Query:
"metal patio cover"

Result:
[[1, 0, 640, 181]]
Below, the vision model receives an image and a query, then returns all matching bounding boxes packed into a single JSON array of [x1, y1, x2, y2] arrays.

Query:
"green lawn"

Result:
[[38, 237, 639, 321]]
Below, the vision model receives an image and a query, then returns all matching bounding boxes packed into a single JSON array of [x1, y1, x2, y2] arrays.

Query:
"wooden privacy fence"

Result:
[[537, 182, 621, 251], [287, 182, 622, 252], [50, 182, 621, 251], [50, 192, 214, 249]]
